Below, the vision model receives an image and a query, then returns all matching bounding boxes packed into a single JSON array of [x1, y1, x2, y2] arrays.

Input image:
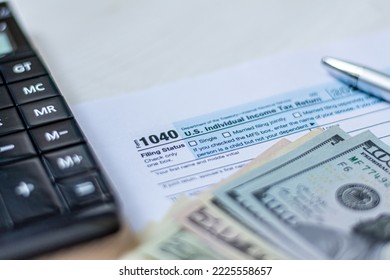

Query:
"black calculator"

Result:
[[0, 3, 120, 259]]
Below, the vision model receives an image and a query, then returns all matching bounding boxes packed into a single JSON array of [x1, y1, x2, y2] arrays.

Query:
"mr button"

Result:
[[19, 96, 72, 127]]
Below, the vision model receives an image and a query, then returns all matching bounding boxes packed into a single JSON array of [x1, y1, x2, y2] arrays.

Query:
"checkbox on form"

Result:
[[222, 132, 231, 138], [188, 140, 198, 147], [293, 112, 302, 118]]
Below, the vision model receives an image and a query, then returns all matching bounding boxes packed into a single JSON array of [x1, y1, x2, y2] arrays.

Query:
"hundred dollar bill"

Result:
[[247, 131, 390, 259], [213, 129, 320, 191], [172, 137, 299, 259], [175, 138, 297, 259], [215, 137, 292, 187], [212, 126, 349, 257], [214, 126, 348, 210]]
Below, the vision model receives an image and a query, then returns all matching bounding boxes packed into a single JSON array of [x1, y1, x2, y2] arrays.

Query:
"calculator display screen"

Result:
[[0, 30, 13, 55]]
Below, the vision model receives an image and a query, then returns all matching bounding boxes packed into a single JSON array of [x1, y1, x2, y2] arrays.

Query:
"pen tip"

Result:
[[321, 56, 362, 86], [321, 56, 361, 74], [321, 56, 337, 67]]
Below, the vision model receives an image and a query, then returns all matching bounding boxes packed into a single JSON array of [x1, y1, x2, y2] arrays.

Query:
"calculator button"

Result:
[[30, 119, 84, 152], [57, 173, 106, 210], [0, 131, 36, 164], [0, 57, 46, 83], [0, 86, 13, 109], [0, 158, 62, 225], [8, 76, 59, 105], [43, 145, 96, 178], [0, 107, 24, 135], [19, 96, 72, 127]]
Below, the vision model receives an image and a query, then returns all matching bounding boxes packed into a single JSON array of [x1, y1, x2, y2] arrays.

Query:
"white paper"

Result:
[[73, 30, 390, 231]]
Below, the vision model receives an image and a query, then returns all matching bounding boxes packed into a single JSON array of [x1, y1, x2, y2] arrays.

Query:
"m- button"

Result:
[[19, 96, 72, 127], [30, 119, 83, 152]]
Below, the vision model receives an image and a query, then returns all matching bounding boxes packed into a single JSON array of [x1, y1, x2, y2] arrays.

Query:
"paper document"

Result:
[[73, 30, 390, 231]]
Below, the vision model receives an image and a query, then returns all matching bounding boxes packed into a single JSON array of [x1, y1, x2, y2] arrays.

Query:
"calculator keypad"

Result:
[[0, 56, 112, 210], [0, 55, 118, 258]]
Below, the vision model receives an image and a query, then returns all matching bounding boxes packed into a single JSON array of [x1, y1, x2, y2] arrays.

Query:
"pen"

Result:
[[321, 56, 390, 103]]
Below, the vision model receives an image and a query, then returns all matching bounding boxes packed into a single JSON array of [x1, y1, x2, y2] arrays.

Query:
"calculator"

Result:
[[0, 3, 120, 258]]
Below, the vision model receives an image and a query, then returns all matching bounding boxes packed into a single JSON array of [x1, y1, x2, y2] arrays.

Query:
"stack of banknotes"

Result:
[[122, 126, 390, 260]]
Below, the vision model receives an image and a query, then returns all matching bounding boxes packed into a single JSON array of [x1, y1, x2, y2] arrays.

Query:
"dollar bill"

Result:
[[215, 137, 292, 187], [214, 126, 348, 211], [245, 131, 390, 259], [212, 126, 349, 258], [175, 137, 301, 259]]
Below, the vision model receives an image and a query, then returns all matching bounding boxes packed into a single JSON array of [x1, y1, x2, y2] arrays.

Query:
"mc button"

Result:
[[8, 76, 59, 105], [19, 96, 72, 127]]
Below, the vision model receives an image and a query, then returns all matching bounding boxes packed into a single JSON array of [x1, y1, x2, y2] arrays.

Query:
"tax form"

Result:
[[73, 30, 390, 231]]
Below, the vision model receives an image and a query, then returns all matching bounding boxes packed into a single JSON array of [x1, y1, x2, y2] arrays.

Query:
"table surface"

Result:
[[7, 0, 390, 259]]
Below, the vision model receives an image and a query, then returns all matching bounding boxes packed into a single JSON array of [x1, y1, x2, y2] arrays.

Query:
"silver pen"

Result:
[[321, 56, 390, 102]]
